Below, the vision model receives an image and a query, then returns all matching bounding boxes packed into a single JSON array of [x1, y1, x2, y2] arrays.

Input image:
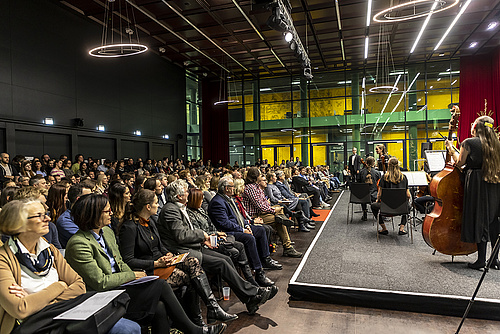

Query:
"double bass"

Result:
[[422, 106, 477, 256]]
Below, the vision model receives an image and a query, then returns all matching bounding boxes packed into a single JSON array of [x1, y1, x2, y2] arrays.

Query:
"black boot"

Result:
[[182, 287, 205, 327], [361, 210, 368, 221], [468, 242, 487, 270], [192, 274, 238, 324], [298, 210, 312, 224], [310, 207, 320, 217], [255, 268, 274, 286], [240, 264, 259, 286]]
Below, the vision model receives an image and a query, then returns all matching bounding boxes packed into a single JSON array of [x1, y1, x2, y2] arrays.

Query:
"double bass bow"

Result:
[[422, 106, 477, 256]]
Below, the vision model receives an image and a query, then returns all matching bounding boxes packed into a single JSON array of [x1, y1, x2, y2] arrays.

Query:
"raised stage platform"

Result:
[[287, 190, 500, 320]]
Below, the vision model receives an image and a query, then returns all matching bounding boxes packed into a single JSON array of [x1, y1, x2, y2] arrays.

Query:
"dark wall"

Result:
[[0, 0, 186, 159]]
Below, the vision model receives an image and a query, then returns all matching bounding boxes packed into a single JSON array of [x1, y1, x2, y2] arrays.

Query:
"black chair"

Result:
[[376, 188, 412, 243], [347, 183, 371, 224]]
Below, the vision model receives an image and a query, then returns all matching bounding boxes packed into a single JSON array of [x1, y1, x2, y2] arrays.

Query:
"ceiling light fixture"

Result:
[[214, 57, 240, 106], [89, 0, 147, 57], [366, 0, 373, 26], [267, 0, 312, 79], [134, 130, 141, 136], [451, 79, 457, 85], [487, 21, 499, 30], [369, 25, 399, 94], [364, 36, 369, 59], [434, 0, 472, 50], [163, 134, 170, 139], [374, 0, 459, 23], [439, 71, 460, 75], [410, 0, 439, 54], [469, 41, 478, 48]]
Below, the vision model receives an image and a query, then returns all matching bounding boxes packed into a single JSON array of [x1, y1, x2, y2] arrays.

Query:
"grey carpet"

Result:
[[294, 190, 500, 300]]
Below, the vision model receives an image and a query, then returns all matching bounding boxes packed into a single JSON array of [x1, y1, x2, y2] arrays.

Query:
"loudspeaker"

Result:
[[176, 134, 184, 140], [421, 142, 432, 158], [72, 118, 84, 127]]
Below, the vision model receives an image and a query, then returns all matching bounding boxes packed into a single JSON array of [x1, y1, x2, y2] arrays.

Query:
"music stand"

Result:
[[424, 150, 447, 173], [402, 171, 429, 241]]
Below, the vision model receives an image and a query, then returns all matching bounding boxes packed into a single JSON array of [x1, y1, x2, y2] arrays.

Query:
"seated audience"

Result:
[[242, 167, 302, 258], [157, 180, 278, 315], [208, 179, 282, 279], [118, 189, 237, 326], [65, 194, 226, 334]]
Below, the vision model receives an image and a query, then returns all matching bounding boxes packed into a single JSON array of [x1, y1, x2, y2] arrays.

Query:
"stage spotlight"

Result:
[[289, 40, 297, 51], [267, 5, 288, 32], [304, 67, 313, 80], [284, 31, 293, 42]]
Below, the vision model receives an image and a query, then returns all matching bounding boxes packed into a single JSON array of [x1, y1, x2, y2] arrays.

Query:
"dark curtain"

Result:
[[202, 78, 229, 165], [458, 48, 500, 142]]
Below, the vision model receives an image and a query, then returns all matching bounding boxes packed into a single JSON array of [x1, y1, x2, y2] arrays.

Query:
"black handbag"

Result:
[[65, 292, 130, 334], [12, 292, 130, 334]]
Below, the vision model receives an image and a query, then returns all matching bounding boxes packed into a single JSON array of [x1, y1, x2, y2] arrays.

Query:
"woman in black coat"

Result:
[[118, 189, 237, 326]]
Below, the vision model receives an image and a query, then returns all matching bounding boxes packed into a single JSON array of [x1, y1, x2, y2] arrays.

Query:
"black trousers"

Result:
[[201, 248, 258, 303], [303, 185, 321, 207], [371, 202, 407, 226], [233, 224, 270, 270]]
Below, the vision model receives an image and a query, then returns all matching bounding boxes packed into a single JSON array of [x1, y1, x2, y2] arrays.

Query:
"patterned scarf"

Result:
[[13, 237, 53, 277]]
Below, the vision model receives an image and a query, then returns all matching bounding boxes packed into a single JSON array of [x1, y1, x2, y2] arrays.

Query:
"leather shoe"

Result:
[[298, 224, 310, 232], [310, 210, 320, 217], [468, 261, 486, 270], [378, 230, 389, 235], [255, 269, 274, 286], [398, 230, 408, 235], [283, 246, 303, 258], [262, 256, 283, 270], [305, 223, 315, 229], [203, 323, 227, 334], [246, 287, 271, 315]]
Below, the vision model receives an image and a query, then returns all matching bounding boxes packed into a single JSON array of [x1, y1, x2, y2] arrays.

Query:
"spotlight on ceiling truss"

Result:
[[266, 0, 312, 80]]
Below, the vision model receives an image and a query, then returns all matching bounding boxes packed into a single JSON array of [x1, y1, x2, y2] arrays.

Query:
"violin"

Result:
[[360, 158, 373, 185]]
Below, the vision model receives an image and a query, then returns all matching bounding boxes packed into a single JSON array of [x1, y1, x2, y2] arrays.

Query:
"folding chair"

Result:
[[347, 183, 371, 224], [376, 188, 412, 243]]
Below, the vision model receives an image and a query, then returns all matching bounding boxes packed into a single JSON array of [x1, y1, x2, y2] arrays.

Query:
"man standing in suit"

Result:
[[348, 147, 361, 183], [157, 179, 278, 315]]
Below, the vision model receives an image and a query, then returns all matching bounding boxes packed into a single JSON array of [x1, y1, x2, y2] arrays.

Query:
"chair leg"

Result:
[[346, 203, 350, 225], [376, 212, 380, 242]]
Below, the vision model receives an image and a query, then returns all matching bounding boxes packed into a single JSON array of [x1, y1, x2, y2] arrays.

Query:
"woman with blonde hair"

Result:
[[446, 111, 500, 270], [0, 199, 87, 333], [371, 157, 410, 235], [195, 175, 213, 210], [95, 174, 108, 195]]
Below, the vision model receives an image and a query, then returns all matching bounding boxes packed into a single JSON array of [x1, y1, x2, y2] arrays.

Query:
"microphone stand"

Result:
[[455, 234, 500, 333]]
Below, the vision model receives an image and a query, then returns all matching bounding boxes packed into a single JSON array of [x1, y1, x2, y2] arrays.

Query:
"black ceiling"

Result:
[[57, 0, 500, 78]]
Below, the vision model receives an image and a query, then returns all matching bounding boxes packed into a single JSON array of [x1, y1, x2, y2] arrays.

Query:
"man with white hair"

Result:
[[209, 177, 282, 286], [158, 180, 278, 316]]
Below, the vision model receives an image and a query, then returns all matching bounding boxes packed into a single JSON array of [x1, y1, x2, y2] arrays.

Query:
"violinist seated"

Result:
[[371, 157, 411, 235], [358, 157, 381, 221]]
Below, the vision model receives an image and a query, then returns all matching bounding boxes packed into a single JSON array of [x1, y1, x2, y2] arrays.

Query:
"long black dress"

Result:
[[460, 137, 500, 243]]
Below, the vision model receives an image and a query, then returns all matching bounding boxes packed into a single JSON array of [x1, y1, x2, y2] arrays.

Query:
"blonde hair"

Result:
[[234, 178, 245, 196], [0, 199, 39, 235], [384, 157, 403, 184], [376, 144, 386, 154], [475, 116, 500, 183]]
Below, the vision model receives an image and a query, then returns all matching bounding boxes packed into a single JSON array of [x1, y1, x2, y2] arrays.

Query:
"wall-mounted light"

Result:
[[134, 130, 142, 136], [44, 118, 54, 125], [97, 125, 105, 131], [163, 134, 170, 139]]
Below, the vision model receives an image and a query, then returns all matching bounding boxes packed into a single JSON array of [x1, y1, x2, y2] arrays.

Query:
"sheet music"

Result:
[[425, 150, 446, 172], [54, 290, 124, 321], [402, 171, 429, 186]]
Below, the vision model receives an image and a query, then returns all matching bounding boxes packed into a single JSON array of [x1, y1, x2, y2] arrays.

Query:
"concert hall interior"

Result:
[[1, 0, 500, 333]]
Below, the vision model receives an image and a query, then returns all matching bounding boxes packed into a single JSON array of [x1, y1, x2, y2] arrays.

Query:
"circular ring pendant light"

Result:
[[373, 0, 459, 23]]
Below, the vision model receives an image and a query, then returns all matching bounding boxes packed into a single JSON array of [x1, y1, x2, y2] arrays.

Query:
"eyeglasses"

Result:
[[27, 212, 50, 220]]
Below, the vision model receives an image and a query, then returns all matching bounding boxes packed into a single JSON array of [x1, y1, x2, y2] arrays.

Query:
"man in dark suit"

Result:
[[348, 147, 362, 182], [157, 179, 278, 315], [208, 177, 282, 286]]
